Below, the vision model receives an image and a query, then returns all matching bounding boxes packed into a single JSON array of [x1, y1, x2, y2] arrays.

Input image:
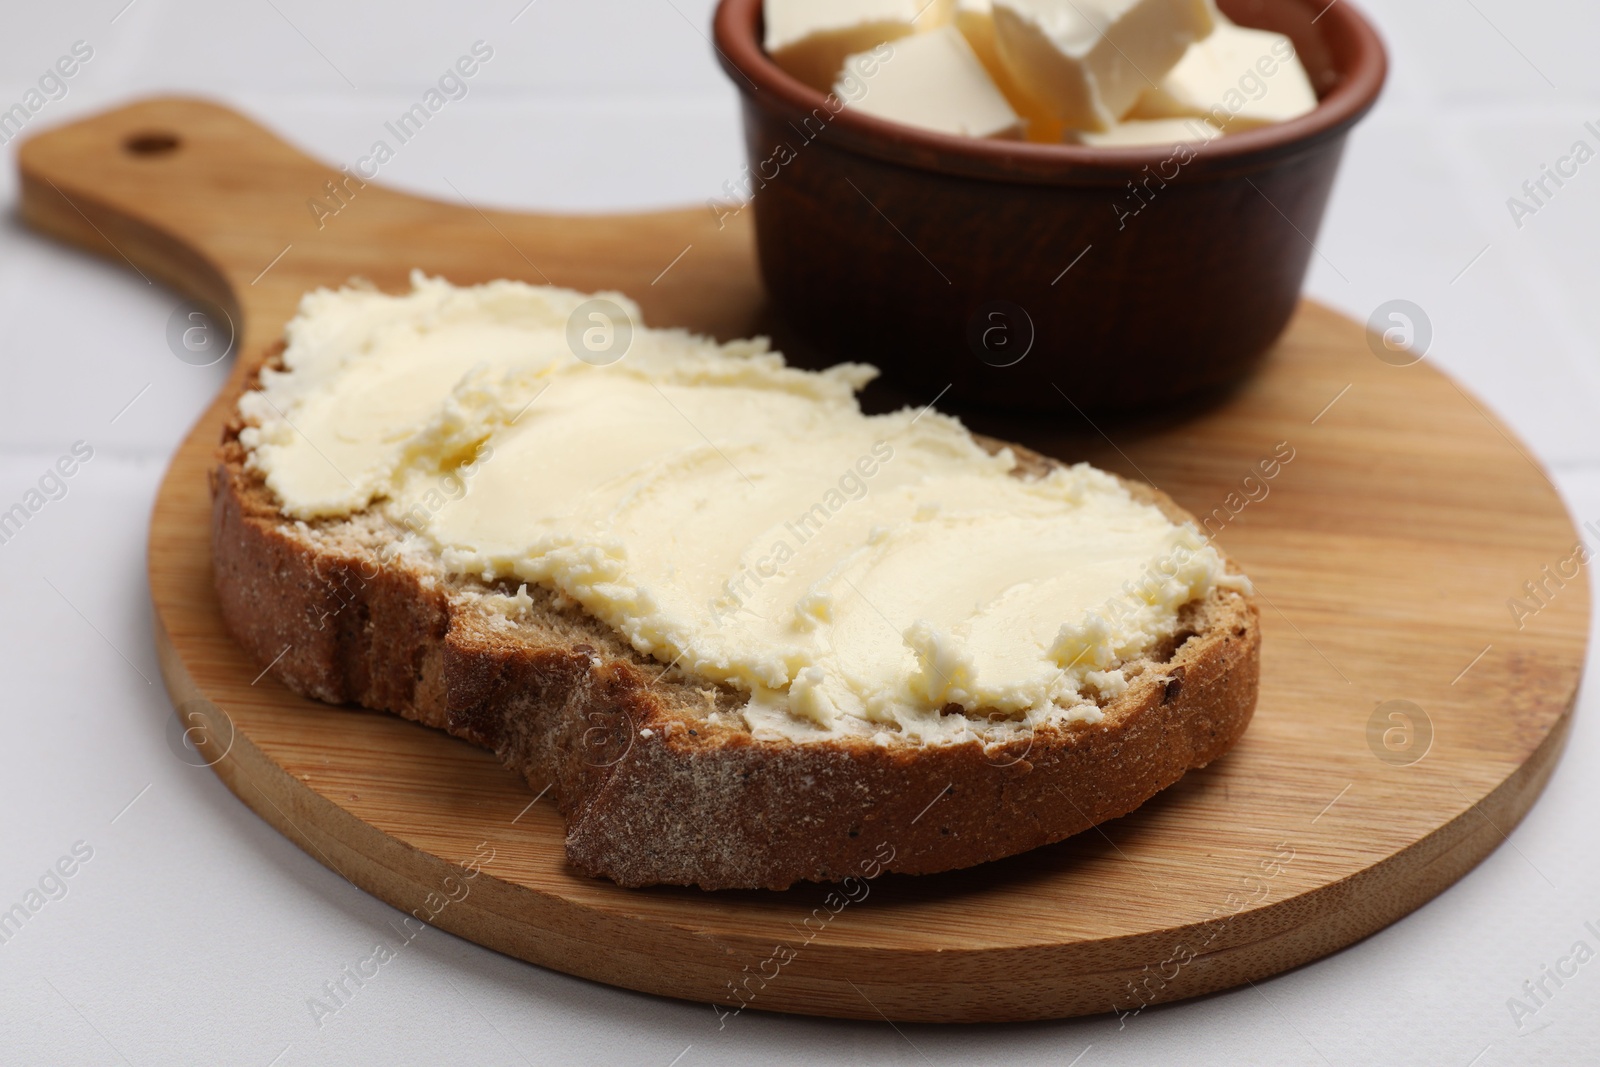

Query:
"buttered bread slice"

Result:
[[213, 274, 1259, 890]]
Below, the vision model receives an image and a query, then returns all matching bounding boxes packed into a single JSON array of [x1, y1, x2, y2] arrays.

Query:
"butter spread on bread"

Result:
[[239, 274, 1246, 747]]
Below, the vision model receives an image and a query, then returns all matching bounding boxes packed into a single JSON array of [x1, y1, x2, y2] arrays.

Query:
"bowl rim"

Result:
[[711, 0, 1389, 184]]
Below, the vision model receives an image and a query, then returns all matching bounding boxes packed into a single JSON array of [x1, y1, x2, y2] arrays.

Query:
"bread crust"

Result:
[[212, 347, 1260, 890]]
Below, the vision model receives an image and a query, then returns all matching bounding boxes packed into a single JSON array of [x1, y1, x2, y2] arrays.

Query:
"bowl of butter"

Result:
[[712, 0, 1387, 414]]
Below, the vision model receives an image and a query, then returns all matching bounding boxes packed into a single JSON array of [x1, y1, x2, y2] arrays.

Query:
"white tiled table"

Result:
[[2, 3, 1597, 1063]]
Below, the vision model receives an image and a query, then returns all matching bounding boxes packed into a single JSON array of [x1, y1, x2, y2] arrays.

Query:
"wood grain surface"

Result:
[[17, 97, 1589, 1023]]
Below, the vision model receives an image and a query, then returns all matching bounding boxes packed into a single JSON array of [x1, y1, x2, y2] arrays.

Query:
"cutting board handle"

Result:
[[18, 96, 759, 351], [18, 97, 377, 331]]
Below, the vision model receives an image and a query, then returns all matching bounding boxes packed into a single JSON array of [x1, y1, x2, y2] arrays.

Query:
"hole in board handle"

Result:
[[125, 132, 181, 157]]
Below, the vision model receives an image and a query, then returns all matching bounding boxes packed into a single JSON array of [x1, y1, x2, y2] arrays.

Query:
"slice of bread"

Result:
[[212, 342, 1259, 891]]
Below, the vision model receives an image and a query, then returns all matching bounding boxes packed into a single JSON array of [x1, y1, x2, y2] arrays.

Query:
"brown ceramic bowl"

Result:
[[712, 0, 1387, 414]]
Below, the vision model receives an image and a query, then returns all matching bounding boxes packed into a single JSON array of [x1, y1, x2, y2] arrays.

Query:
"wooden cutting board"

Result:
[[20, 97, 1588, 1023]]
